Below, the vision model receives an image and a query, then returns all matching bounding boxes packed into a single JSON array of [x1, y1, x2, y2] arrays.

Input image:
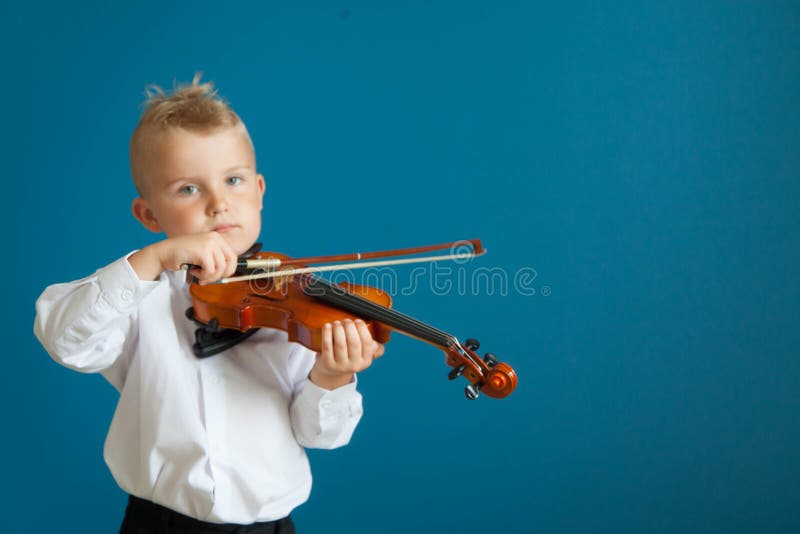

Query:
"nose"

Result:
[[207, 188, 229, 216]]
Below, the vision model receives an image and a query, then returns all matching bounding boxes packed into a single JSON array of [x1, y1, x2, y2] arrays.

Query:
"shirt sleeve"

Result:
[[33, 253, 160, 374], [288, 347, 364, 449]]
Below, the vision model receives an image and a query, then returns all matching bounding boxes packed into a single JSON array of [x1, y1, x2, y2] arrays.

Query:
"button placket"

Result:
[[201, 366, 228, 463]]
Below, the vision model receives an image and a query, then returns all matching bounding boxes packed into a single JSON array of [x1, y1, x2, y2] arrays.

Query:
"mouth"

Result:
[[213, 224, 237, 234]]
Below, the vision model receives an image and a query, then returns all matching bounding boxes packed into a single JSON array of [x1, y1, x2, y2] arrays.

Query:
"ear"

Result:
[[131, 197, 163, 233], [257, 173, 266, 210]]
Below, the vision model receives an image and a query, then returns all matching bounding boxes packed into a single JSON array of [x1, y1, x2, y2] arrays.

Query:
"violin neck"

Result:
[[302, 276, 455, 349]]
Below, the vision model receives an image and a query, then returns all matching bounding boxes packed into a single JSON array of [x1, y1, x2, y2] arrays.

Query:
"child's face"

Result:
[[132, 125, 265, 255]]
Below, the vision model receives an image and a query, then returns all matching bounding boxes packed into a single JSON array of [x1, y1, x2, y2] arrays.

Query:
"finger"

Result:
[[213, 244, 232, 281], [331, 320, 348, 366], [319, 322, 335, 369], [198, 233, 223, 281], [198, 251, 217, 284], [223, 242, 239, 278], [354, 319, 376, 363], [212, 234, 237, 278], [205, 247, 223, 282], [343, 319, 362, 363]]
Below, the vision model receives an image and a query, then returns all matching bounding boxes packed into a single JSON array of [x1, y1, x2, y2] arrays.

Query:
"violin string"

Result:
[[318, 287, 484, 372], [304, 276, 455, 348], [313, 285, 452, 347], [334, 292, 476, 365], [304, 276, 490, 379]]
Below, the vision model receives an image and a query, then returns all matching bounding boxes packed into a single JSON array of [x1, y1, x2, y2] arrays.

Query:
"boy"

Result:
[[34, 74, 384, 533]]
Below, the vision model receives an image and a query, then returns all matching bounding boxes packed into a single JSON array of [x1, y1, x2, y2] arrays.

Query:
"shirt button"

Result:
[[120, 289, 133, 301], [210, 375, 221, 385], [320, 400, 333, 409]]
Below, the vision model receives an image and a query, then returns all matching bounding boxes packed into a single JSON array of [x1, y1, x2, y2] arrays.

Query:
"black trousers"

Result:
[[119, 495, 296, 534]]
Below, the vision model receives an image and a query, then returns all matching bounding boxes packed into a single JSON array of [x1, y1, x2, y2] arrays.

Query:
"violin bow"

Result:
[[217, 239, 486, 284]]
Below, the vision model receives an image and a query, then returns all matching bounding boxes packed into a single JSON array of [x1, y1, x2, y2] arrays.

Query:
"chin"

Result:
[[229, 235, 259, 256]]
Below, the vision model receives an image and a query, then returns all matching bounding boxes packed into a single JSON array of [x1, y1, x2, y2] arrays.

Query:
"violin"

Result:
[[185, 240, 518, 400]]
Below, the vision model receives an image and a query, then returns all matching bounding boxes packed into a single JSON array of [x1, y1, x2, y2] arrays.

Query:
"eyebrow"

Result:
[[224, 165, 251, 174], [164, 165, 252, 187]]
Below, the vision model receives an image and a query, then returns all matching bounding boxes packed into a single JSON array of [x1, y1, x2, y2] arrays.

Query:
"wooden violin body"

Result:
[[189, 249, 518, 400], [190, 252, 393, 352]]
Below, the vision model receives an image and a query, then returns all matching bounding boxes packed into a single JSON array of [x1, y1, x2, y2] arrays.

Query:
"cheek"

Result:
[[242, 199, 263, 230], [237, 190, 263, 215], [160, 205, 204, 232]]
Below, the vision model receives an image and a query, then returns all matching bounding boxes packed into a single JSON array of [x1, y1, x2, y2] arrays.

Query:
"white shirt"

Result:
[[33, 253, 363, 524]]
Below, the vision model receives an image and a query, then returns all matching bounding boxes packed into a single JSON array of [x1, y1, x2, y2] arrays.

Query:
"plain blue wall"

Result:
[[3, 1, 799, 532]]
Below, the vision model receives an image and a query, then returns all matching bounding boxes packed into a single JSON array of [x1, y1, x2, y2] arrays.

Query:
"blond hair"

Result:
[[129, 72, 250, 196]]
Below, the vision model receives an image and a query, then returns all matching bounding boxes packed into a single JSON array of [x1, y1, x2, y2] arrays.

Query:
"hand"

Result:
[[129, 232, 239, 284], [309, 318, 385, 390]]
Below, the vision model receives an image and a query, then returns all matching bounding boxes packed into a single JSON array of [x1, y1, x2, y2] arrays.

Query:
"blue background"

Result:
[[3, 1, 799, 532]]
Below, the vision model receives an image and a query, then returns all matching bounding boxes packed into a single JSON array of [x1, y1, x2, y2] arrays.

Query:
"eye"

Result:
[[227, 175, 243, 186], [178, 184, 198, 195]]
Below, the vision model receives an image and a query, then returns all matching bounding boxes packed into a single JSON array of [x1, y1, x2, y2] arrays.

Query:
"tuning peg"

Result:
[[483, 352, 498, 367], [464, 383, 481, 400], [448, 364, 465, 380], [464, 338, 480, 351]]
